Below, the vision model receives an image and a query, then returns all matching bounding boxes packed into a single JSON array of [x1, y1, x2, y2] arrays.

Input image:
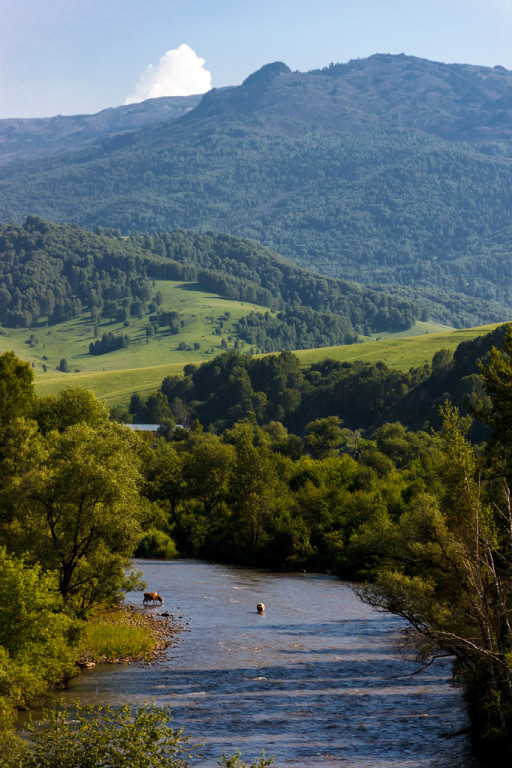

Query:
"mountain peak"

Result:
[[242, 62, 291, 88]]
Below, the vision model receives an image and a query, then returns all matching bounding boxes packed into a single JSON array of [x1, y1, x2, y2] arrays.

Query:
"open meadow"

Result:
[[0, 316, 501, 408]]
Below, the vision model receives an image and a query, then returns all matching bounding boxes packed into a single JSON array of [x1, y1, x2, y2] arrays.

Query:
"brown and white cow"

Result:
[[143, 591, 163, 606]]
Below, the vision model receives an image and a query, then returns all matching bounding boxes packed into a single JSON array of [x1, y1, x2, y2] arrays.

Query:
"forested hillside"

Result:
[[128, 324, 507, 437], [2, 56, 512, 326], [0, 217, 418, 350], [0, 95, 201, 166]]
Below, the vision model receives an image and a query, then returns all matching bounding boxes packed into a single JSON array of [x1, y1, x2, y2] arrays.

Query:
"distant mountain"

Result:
[[188, 56, 512, 142], [2, 55, 512, 327], [0, 95, 201, 166]]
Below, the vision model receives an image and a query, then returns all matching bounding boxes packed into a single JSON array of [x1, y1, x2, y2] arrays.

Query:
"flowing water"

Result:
[[63, 560, 481, 767]]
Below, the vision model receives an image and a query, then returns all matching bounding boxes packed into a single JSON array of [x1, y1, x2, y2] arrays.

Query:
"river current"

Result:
[[63, 560, 482, 767]]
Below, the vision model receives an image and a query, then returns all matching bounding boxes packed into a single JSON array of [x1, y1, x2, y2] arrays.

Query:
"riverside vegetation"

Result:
[[1, 324, 512, 760]]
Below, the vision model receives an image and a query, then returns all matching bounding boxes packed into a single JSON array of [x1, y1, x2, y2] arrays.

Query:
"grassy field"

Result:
[[34, 322, 507, 408], [0, 279, 262, 377], [293, 322, 504, 370], [0, 284, 505, 408]]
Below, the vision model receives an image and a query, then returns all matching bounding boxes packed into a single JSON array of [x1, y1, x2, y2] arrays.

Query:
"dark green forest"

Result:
[[3, 56, 512, 325], [0, 217, 419, 350]]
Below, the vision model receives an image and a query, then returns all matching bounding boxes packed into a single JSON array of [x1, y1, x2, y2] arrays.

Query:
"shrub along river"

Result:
[[63, 560, 483, 767]]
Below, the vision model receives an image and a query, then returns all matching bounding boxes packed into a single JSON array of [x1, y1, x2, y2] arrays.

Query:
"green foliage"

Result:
[[140, 413, 442, 572], [304, 416, 343, 459], [151, 349, 429, 434], [9, 704, 199, 768], [0, 352, 34, 431], [135, 528, 178, 560], [2, 702, 273, 768], [33, 387, 110, 434], [361, 399, 512, 752], [0, 422, 147, 612], [218, 752, 273, 768], [89, 332, 130, 355], [0, 550, 77, 744]]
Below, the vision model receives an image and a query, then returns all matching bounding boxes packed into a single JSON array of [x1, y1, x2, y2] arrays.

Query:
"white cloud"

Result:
[[126, 44, 211, 104]]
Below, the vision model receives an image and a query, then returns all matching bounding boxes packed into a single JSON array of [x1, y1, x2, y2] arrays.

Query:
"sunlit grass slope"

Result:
[[0, 278, 262, 379], [293, 322, 504, 371], [0, 290, 505, 409]]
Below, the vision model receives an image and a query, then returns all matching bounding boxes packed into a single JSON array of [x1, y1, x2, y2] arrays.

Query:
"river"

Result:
[[63, 559, 481, 767]]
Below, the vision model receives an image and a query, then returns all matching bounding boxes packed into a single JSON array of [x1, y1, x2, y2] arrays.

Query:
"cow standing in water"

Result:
[[143, 592, 163, 606]]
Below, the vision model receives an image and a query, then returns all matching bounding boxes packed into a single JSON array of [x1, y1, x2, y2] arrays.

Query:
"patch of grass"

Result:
[[76, 608, 166, 663], [1, 300, 505, 410], [33, 362, 189, 405]]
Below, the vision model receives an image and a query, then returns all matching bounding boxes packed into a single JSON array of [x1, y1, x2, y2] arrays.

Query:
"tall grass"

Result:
[[76, 609, 158, 662]]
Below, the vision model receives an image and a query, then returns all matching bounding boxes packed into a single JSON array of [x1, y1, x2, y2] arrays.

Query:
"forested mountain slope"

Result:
[[2, 55, 512, 326], [0, 217, 418, 349], [0, 95, 201, 166]]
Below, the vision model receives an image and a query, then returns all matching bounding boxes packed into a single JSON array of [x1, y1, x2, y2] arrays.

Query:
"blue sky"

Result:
[[1, 0, 512, 119]]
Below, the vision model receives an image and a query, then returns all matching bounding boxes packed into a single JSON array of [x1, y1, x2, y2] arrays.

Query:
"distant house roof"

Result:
[[126, 423, 185, 434]]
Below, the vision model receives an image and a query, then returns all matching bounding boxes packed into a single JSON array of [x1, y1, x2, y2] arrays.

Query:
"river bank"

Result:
[[76, 604, 184, 667]]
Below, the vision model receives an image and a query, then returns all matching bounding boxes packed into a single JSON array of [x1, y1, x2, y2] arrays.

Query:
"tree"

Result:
[[59, 358, 68, 373], [33, 387, 109, 434], [226, 425, 282, 560], [5, 423, 148, 614], [0, 549, 76, 742], [361, 403, 512, 752], [476, 323, 512, 478], [305, 416, 343, 459], [142, 441, 185, 526], [7, 703, 273, 768], [181, 432, 235, 516], [15, 704, 199, 768], [0, 352, 34, 432]]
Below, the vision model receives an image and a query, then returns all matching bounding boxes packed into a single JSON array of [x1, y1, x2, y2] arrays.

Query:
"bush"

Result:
[[135, 529, 178, 560], [8, 704, 273, 768], [0, 550, 77, 746]]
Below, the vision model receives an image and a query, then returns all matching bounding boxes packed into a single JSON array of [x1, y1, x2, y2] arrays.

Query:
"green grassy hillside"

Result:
[[6, 320, 501, 409], [293, 322, 500, 370], [0, 278, 263, 383]]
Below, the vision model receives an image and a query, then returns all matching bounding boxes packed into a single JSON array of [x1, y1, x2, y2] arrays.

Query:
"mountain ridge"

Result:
[[2, 54, 512, 328], [0, 95, 202, 166]]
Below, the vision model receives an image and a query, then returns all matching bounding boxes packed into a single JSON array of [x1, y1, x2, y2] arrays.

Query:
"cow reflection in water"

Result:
[[143, 591, 163, 606]]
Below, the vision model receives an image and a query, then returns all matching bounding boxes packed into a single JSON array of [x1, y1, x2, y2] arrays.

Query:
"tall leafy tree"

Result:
[[361, 402, 512, 751], [3, 422, 148, 614], [0, 352, 34, 433]]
